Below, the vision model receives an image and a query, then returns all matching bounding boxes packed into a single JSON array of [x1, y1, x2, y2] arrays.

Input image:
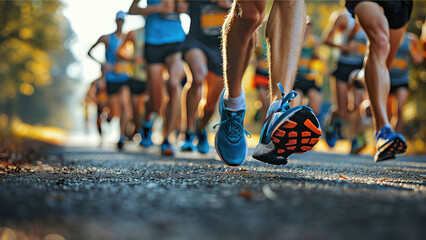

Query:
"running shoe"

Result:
[[117, 135, 125, 150], [214, 90, 250, 166], [181, 130, 196, 151], [197, 128, 210, 154], [252, 83, 322, 165], [140, 120, 154, 148], [325, 118, 343, 148], [161, 138, 175, 156], [374, 125, 407, 162], [350, 136, 367, 155]]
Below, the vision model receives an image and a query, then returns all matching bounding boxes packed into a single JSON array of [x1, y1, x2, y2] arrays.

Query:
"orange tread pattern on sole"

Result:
[[304, 119, 322, 136]]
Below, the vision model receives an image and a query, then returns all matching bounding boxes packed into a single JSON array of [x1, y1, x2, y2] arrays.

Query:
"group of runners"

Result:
[[85, 0, 424, 165]]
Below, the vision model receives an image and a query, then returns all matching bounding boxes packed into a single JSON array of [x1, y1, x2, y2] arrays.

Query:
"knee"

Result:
[[368, 26, 390, 58], [191, 69, 207, 89], [167, 79, 180, 97], [233, 2, 265, 35]]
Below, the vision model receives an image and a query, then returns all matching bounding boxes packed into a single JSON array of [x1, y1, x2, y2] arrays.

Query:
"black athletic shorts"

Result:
[[293, 76, 320, 95], [106, 81, 127, 96], [332, 61, 364, 83], [182, 37, 223, 76], [345, 0, 413, 29], [145, 42, 183, 64], [390, 83, 409, 94], [128, 79, 146, 95]]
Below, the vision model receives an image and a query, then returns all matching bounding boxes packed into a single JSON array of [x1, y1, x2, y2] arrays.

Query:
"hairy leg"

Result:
[[266, 0, 306, 101], [222, 0, 266, 98]]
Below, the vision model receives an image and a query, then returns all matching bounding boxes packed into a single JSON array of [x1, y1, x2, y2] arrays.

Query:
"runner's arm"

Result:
[[408, 33, 423, 65], [322, 13, 353, 53], [87, 35, 107, 65], [128, 0, 170, 16]]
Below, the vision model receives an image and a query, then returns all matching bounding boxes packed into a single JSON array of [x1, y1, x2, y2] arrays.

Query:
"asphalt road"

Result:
[[1, 143, 425, 240]]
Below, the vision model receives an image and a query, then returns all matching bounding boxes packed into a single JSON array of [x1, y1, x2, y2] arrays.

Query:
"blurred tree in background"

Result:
[[0, 0, 77, 130]]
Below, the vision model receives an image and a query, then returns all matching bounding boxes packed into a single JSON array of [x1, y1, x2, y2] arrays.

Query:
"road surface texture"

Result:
[[1, 143, 425, 240]]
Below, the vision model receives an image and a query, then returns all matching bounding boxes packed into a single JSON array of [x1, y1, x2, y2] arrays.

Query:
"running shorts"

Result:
[[182, 37, 223, 76], [345, 0, 413, 29]]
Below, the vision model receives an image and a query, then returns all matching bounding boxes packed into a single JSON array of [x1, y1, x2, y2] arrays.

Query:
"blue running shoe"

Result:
[[374, 125, 407, 162], [140, 120, 154, 148], [181, 131, 196, 151], [350, 135, 367, 155], [161, 138, 175, 156], [252, 83, 322, 165], [325, 118, 342, 148], [197, 128, 210, 154], [117, 135, 125, 150], [214, 90, 251, 166]]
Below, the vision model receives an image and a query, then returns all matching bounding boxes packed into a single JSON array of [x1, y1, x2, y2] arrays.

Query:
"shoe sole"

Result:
[[253, 107, 321, 165], [374, 136, 407, 162]]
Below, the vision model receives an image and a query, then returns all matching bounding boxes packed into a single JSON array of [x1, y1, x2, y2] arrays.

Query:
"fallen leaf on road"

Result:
[[339, 174, 349, 180], [238, 189, 254, 200]]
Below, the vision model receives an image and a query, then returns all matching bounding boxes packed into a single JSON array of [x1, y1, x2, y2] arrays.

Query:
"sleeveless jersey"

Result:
[[390, 33, 410, 86], [105, 33, 129, 83], [145, 0, 186, 45]]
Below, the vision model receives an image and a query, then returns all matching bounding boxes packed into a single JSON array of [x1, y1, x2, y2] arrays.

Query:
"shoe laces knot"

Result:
[[213, 111, 251, 139], [278, 83, 298, 112]]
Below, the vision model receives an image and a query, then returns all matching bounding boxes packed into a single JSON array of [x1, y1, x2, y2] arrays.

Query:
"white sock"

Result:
[[224, 90, 246, 111]]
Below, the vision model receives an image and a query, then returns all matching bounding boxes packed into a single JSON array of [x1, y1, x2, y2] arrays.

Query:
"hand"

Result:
[[158, 0, 174, 14], [176, 1, 188, 13]]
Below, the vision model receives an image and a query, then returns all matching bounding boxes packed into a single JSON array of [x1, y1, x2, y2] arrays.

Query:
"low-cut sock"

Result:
[[224, 89, 246, 111]]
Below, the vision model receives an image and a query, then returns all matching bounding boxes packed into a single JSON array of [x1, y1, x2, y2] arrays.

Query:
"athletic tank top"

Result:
[[187, 0, 228, 46], [390, 33, 410, 86], [298, 34, 316, 80], [338, 27, 367, 65], [132, 28, 147, 82], [145, 0, 186, 45], [105, 33, 129, 83]]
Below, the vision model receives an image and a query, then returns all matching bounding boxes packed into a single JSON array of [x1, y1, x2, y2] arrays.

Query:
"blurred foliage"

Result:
[[0, 0, 77, 130]]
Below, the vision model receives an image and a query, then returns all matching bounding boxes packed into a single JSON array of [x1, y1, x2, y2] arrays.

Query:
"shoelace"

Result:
[[213, 110, 252, 139], [277, 83, 298, 112]]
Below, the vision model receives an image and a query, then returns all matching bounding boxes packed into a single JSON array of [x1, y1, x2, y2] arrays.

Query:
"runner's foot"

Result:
[[252, 83, 321, 165], [374, 125, 407, 162]]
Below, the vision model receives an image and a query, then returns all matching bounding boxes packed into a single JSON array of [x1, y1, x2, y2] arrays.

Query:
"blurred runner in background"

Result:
[[346, 0, 413, 162], [252, 24, 270, 123], [88, 11, 131, 150], [84, 69, 109, 144], [118, 27, 149, 144], [129, 0, 188, 155], [387, 32, 423, 133], [292, 17, 323, 116], [180, 0, 231, 154], [322, 9, 367, 149]]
